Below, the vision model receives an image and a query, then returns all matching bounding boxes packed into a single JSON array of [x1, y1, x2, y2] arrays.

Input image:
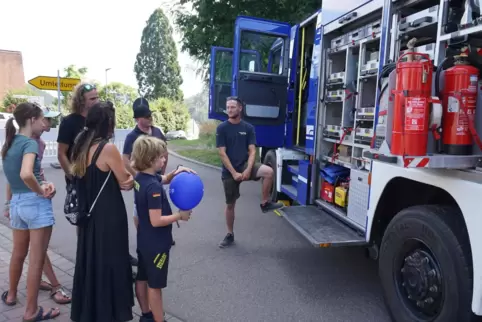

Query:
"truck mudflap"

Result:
[[279, 206, 367, 247]]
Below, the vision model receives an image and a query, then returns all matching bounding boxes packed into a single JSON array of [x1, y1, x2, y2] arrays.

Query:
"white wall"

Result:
[[0, 128, 132, 168]]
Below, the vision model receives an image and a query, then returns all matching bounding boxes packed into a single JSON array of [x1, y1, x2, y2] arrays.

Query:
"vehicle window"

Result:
[[239, 31, 284, 74]]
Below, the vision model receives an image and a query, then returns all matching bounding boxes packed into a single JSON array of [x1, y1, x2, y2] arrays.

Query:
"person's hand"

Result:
[[241, 169, 251, 181], [233, 172, 243, 181], [120, 175, 134, 190], [41, 182, 56, 199], [179, 210, 192, 221], [174, 166, 197, 176], [3, 208, 9, 219]]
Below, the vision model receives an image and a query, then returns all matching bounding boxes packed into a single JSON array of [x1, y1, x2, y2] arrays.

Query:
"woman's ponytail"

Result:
[[70, 129, 96, 178], [1, 118, 17, 159]]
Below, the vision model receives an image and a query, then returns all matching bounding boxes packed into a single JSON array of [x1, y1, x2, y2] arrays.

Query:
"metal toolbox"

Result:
[[349, 27, 367, 44], [327, 89, 345, 101], [328, 72, 345, 84], [398, 5, 439, 34], [323, 125, 342, 139], [360, 59, 378, 76], [365, 19, 381, 37], [331, 34, 348, 49], [354, 128, 374, 144], [356, 107, 375, 120]]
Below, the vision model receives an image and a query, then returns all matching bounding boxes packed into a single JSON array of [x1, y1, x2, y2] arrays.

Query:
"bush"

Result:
[[198, 120, 220, 148]]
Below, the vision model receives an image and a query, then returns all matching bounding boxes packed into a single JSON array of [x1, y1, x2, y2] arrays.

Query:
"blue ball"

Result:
[[169, 172, 204, 210]]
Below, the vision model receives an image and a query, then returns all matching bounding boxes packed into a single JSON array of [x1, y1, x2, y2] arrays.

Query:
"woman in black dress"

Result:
[[69, 102, 135, 322]]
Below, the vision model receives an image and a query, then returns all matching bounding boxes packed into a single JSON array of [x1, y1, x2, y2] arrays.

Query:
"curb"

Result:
[[168, 149, 222, 171]]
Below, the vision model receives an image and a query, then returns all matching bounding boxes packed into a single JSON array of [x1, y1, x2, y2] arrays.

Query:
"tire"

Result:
[[263, 149, 280, 202], [379, 205, 474, 322]]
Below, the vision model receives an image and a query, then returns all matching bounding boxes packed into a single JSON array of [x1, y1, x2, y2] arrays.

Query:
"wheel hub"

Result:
[[400, 249, 442, 316]]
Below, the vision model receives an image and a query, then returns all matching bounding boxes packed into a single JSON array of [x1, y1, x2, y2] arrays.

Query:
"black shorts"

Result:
[[222, 162, 262, 204], [135, 249, 170, 289]]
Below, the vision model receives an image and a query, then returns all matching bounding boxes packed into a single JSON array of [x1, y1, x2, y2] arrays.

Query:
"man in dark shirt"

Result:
[[216, 96, 283, 248], [122, 98, 170, 229], [122, 98, 173, 274], [57, 83, 99, 183]]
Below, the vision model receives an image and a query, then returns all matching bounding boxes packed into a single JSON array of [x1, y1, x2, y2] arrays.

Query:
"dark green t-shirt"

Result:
[[3, 135, 42, 193]]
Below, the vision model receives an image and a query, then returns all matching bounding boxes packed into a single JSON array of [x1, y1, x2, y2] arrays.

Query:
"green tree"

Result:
[[168, 0, 320, 80], [98, 82, 139, 130], [150, 97, 190, 132], [135, 8, 184, 101], [114, 105, 136, 129], [52, 65, 89, 111], [1, 86, 39, 111], [185, 85, 209, 123], [99, 82, 138, 107]]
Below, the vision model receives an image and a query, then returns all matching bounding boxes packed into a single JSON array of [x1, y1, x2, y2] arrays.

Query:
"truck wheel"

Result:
[[263, 149, 280, 202], [379, 205, 474, 322]]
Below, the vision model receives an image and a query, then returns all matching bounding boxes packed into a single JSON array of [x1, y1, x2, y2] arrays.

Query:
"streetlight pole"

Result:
[[105, 68, 111, 85], [105, 68, 111, 99]]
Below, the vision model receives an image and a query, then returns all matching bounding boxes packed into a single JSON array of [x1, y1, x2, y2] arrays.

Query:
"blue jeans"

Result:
[[10, 192, 55, 230]]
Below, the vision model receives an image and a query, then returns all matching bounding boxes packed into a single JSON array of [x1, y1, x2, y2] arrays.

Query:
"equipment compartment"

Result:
[[347, 169, 370, 228], [398, 5, 439, 35]]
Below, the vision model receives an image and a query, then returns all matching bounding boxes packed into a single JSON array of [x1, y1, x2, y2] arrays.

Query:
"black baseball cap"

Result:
[[133, 97, 151, 118]]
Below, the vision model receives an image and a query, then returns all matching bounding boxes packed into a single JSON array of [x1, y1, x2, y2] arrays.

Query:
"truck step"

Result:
[[279, 205, 367, 247]]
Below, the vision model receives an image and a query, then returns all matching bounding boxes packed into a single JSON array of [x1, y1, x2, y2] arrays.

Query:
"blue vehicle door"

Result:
[[209, 47, 261, 121], [232, 16, 291, 148]]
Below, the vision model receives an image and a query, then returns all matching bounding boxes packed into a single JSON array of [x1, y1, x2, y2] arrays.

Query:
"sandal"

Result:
[[22, 306, 60, 321], [39, 280, 53, 291], [1, 290, 16, 306], [50, 286, 71, 304]]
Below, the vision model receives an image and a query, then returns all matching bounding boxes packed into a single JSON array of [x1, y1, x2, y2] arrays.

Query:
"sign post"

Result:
[[57, 70, 61, 112], [28, 75, 81, 112]]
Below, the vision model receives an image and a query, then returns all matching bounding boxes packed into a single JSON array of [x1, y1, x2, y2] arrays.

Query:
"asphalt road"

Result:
[[0, 154, 391, 322]]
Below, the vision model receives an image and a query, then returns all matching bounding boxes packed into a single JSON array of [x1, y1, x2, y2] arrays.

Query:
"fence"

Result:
[[0, 128, 132, 168]]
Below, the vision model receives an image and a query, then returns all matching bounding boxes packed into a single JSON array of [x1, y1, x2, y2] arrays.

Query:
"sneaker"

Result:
[[260, 201, 284, 213], [130, 254, 138, 266], [139, 316, 154, 322], [219, 233, 235, 248]]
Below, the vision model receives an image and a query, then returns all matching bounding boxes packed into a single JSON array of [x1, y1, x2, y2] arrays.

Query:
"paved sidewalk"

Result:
[[0, 223, 183, 322]]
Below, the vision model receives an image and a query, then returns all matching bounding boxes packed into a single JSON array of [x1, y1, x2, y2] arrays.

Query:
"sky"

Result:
[[0, 0, 360, 99]]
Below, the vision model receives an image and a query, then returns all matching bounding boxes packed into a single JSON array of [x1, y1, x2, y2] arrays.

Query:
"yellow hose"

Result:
[[296, 27, 306, 146]]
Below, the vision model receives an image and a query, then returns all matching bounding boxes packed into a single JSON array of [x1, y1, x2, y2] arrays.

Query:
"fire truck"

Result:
[[208, 0, 482, 320]]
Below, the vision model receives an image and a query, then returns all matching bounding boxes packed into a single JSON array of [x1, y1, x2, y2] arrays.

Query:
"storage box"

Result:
[[321, 181, 335, 203], [335, 186, 348, 207]]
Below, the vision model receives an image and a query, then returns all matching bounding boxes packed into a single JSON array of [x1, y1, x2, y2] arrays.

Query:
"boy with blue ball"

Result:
[[131, 135, 194, 322]]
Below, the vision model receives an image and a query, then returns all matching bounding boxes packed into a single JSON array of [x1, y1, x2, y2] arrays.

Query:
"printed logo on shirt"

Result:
[[152, 193, 161, 198], [134, 181, 140, 191], [239, 132, 247, 135]]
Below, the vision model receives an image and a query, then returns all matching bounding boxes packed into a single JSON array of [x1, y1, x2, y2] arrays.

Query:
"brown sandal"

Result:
[[49, 286, 71, 305]]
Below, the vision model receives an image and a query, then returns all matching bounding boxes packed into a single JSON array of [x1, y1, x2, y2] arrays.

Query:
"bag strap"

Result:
[[91, 140, 108, 166], [88, 171, 111, 214]]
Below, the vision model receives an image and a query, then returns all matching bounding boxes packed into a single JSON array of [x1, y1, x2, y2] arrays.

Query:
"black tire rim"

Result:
[[394, 239, 444, 321]]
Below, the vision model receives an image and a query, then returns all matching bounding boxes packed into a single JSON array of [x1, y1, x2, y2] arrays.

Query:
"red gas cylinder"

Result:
[[391, 52, 433, 156], [442, 55, 479, 155]]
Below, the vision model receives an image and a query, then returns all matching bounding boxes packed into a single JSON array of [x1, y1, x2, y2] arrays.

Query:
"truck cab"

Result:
[[208, 0, 482, 320]]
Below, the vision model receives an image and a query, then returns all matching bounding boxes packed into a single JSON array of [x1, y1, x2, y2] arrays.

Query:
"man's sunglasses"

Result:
[[81, 84, 96, 95]]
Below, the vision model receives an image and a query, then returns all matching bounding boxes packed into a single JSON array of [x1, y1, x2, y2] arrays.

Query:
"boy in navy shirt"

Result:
[[131, 135, 193, 322]]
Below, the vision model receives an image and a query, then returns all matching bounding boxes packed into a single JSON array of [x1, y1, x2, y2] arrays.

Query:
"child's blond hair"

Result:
[[131, 136, 167, 172]]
